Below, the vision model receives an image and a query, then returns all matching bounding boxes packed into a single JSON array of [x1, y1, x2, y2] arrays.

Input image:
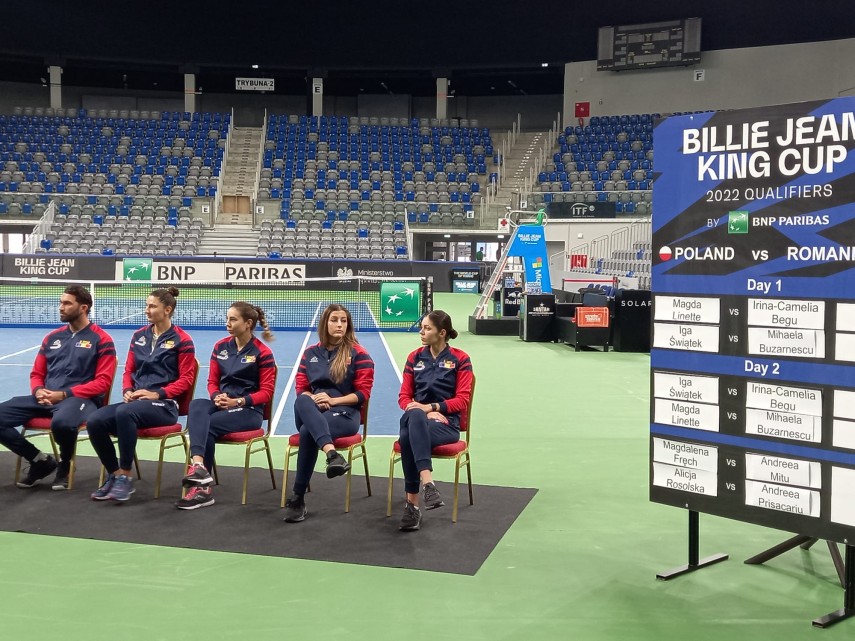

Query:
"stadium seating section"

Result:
[[2, 107, 655, 270], [1, 108, 227, 254], [530, 114, 655, 216], [258, 218, 408, 260], [256, 115, 490, 255]]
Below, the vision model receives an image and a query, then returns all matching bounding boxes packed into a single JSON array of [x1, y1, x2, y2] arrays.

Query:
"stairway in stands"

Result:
[[199, 127, 263, 255], [492, 131, 546, 209], [197, 224, 258, 257]]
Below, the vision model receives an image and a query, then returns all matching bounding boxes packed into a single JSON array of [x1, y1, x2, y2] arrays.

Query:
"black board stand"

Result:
[[814, 545, 855, 628], [744, 535, 844, 587], [745, 537, 853, 628], [656, 510, 729, 580]]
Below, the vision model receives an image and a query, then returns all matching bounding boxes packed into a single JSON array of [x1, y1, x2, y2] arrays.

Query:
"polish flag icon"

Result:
[[659, 246, 673, 261]]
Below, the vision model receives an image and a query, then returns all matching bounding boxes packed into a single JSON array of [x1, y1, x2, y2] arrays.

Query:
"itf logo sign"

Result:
[[507, 225, 552, 293]]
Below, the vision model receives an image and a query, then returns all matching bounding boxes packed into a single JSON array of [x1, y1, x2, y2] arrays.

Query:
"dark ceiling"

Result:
[[1, 0, 854, 96]]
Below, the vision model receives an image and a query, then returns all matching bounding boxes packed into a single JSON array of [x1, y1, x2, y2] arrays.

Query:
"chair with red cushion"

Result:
[[386, 377, 475, 522], [14, 357, 118, 490], [212, 364, 278, 505], [279, 400, 371, 513], [99, 358, 200, 499]]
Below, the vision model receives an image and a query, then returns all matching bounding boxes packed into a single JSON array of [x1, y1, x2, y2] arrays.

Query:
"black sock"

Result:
[[326, 449, 338, 461]]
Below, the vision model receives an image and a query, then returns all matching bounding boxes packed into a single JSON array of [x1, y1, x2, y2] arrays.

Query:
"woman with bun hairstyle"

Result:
[[396, 310, 473, 532], [87, 287, 196, 503], [176, 302, 276, 510]]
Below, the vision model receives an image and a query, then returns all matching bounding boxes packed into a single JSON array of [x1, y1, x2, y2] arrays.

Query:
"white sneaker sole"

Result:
[[176, 498, 215, 510]]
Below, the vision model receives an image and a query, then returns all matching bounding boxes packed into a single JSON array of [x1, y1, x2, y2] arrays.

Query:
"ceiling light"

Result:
[[541, 62, 549, 67], [443, 234, 451, 238], [497, 234, 505, 239]]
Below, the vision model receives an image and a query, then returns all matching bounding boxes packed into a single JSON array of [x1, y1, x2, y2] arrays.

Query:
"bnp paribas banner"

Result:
[[649, 97, 855, 546], [507, 225, 552, 293]]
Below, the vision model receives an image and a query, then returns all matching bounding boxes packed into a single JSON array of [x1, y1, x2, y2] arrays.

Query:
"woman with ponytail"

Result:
[[396, 310, 473, 532], [88, 287, 196, 503], [282, 304, 374, 523], [176, 302, 276, 509]]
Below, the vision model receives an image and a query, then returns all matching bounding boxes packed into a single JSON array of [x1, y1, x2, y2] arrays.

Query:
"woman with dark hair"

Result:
[[176, 302, 276, 509], [396, 310, 473, 531], [282, 304, 374, 523], [87, 287, 196, 502]]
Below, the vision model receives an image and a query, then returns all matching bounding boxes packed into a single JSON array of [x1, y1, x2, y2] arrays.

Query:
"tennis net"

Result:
[[0, 276, 433, 331]]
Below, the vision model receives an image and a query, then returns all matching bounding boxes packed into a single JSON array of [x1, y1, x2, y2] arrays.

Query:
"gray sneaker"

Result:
[[283, 494, 307, 523], [423, 482, 444, 510], [91, 475, 115, 501], [106, 474, 135, 502], [399, 501, 422, 531], [51, 460, 71, 491]]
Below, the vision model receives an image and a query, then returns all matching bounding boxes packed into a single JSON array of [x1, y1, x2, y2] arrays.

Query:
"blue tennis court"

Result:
[[0, 327, 404, 436]]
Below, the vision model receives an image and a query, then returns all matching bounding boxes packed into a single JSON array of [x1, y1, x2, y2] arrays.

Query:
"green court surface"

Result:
[[0, 293, 849, 640]]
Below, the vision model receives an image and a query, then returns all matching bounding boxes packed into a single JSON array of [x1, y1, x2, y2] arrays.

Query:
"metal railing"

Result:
[[565, 219, 652, 273], [252, 109, 268, 226], [22, 201, 56, 253], [522, 111, 562, 199]]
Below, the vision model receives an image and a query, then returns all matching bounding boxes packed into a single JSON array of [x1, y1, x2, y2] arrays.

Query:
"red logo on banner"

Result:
[[575, 102, 591, 118], [576, 307, 609, 327], [570, 254, 588, 268]]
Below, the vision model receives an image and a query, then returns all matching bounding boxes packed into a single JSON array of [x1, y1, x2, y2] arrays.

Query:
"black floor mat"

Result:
[[0, 453, 537, 575]]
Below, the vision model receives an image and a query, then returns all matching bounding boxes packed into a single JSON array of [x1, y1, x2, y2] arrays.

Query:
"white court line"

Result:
[[0, 345, 40, 361], [105, 311, 147, 325], [270, 303, 322, 436], [378, 331, 403, 384], [365, 299, 379, 330]]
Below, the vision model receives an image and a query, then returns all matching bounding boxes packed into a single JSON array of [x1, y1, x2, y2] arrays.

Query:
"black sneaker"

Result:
[[182, 462, 214, 487], [325, 451, 350, 478], [175, 486, 215, 510], [51, 460, 71, 491], [283, 494, 307, 523], [16, 455, 58, 488], [399, 501, 422, 531], [422, 482, 444, 510]]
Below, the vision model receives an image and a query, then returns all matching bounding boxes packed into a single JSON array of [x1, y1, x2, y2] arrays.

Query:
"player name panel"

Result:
[[652, 437, 718, 496], [654, 294, 855, 363], [653, 295, 721, 353], [747, 298, 825, 359]]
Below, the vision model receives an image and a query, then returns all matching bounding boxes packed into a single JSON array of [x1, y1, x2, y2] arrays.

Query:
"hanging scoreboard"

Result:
[[650, 98, 855, 543]]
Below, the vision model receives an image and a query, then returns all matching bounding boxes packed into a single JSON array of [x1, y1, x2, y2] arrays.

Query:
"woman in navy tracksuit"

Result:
[[397, 310, 473, 532], [87, 287, 196, 503], [176, 302, 277, 510], [282, 303, 374, 523]]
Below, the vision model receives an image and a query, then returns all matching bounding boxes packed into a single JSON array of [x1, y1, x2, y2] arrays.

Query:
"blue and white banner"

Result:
[[507, 224, 552, 293], [650, 97, 855, 544]]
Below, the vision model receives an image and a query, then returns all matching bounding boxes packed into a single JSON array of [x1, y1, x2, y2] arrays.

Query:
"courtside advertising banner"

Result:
[[650, 97, 855, 543], [507, 224, 552, 293]]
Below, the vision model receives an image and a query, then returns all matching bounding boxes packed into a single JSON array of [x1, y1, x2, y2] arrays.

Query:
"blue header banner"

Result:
[[507, 225, 552, 293]]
